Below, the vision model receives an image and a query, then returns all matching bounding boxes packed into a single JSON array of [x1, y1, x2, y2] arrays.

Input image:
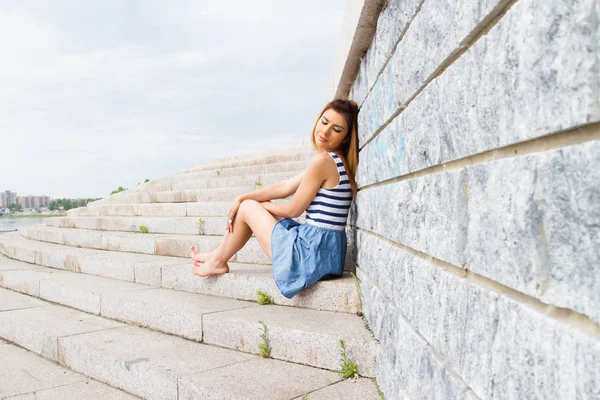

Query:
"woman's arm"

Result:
[[237, 170, 305, 203], [260, 153, 330, 218]]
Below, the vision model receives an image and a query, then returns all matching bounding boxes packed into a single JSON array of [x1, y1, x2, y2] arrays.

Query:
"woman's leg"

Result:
[[189, 201, 278, 263], [191, 199, 278, 276]]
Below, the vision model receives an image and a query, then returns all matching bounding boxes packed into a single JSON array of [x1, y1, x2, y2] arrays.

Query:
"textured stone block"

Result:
[[356, 233, 600, 399], [134, 259, 187, 286], [357, 0, 511, 145], [137, 203, 187, 217], [0, 304, 124, 361], [38, 272, 145, 314], [355, 141, 600, 321], [357, 0, 599, 185], [75, 251, 138, 280], [0, 269, 68, 297], [153, 189, 196, 203], [101, 231, 156, 254], [99, 216, 201, 235], [58, 326, 254, 400], [350, 0, 422, 106], [61, 228, 103, 249], [102, 287, 252, 341], [21, 227, 65, 245], [186, 201, 231, 217], [194, 186, 251, 202], [178, 358, 340, 400], [358, 274, 480, 400], [203, 304, 377, 376]]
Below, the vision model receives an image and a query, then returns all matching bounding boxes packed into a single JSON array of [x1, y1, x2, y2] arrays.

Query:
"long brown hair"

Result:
[[309, 98, 359, 195]]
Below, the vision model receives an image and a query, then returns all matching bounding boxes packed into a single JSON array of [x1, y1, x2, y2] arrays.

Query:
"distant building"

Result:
[[17, 194, 51, 209], [0, 190, 17, 207]]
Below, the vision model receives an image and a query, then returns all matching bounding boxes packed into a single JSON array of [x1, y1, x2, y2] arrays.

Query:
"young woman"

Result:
[[189, 98, 359, 298]]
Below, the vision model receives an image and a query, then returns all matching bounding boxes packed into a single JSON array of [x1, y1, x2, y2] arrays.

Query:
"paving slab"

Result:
[[0, 341, 86, 399], [203, 304, 378, 377], [58, 325, 255, 400], [6, 380, 140, 400], [0, 299, 125, 361], [0, 287, 47, 311], [161, 263, 361, 314], [294, 378, 382, 400], [178, 357, 341, 400], [0, 341, 139, 399], [101, 287, 254, 341]]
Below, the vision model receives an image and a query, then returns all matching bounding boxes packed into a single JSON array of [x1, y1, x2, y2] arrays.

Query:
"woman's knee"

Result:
[[239, 199, 259, 215]]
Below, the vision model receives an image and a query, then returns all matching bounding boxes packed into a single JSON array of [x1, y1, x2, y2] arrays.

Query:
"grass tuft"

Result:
[[336, 339, 358, 379], [138, 225, 148, 233], [256, 290, 273, 305], [258, 321, 272, 358]]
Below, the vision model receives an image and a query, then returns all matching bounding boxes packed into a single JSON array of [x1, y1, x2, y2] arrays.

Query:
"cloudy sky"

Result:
[[0, 1, 346, 199]]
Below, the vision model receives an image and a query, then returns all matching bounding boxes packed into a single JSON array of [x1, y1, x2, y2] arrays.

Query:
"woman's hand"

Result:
[[226, 197, 243, 233]]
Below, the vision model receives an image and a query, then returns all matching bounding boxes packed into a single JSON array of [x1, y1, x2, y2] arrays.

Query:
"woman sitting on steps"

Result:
[[189, 98, 359, 299]]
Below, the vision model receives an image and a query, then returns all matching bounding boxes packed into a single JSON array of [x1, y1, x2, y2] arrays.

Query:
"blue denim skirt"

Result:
[[270, 218, 346, 298]]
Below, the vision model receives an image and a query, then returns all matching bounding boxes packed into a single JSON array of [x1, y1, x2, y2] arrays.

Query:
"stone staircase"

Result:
[[0, 146, 382, 400]]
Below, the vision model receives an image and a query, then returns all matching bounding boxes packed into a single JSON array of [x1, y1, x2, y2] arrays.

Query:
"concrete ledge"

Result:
[[162, 263, 361, 314]]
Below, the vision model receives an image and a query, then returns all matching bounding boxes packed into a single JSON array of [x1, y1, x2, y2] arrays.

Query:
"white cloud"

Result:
[[0, 0, 345, 199]]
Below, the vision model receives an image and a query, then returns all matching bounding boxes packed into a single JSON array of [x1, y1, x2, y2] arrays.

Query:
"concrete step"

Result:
[[90, 185, 254, 205], [0, 258, 377, 377], [0, 233, 361, 314], [67, 199, 291, 217], [19, 225, 271, 264], [175, 146, 315, 174], [161, 160, 309, 182], [85, 153, 311, 208], [46, 215, 306, 236], [0, 289, 382, 400], [135, 171, 300, 194], [0, 334, 139, 399]]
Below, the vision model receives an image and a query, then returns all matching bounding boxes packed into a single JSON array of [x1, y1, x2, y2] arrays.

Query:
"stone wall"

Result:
[[343, 0, 600, 398]]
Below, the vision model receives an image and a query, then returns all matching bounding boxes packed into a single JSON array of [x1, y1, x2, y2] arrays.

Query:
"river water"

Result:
[[0, 217, 49, 233]]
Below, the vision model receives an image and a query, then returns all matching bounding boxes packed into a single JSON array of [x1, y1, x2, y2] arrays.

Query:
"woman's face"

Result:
[[314, 109, 349, 153]]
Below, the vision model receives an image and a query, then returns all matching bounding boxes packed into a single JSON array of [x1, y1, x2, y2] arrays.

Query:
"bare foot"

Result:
[[192, 257, 230, 277], [189, 245, 212, 263]]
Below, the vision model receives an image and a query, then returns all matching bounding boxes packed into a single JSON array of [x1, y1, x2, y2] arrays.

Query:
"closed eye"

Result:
[[321, 118, 343, 132]]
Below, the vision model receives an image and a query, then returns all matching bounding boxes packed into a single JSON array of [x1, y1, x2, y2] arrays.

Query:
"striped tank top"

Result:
[[305, 152, 353, 230]]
